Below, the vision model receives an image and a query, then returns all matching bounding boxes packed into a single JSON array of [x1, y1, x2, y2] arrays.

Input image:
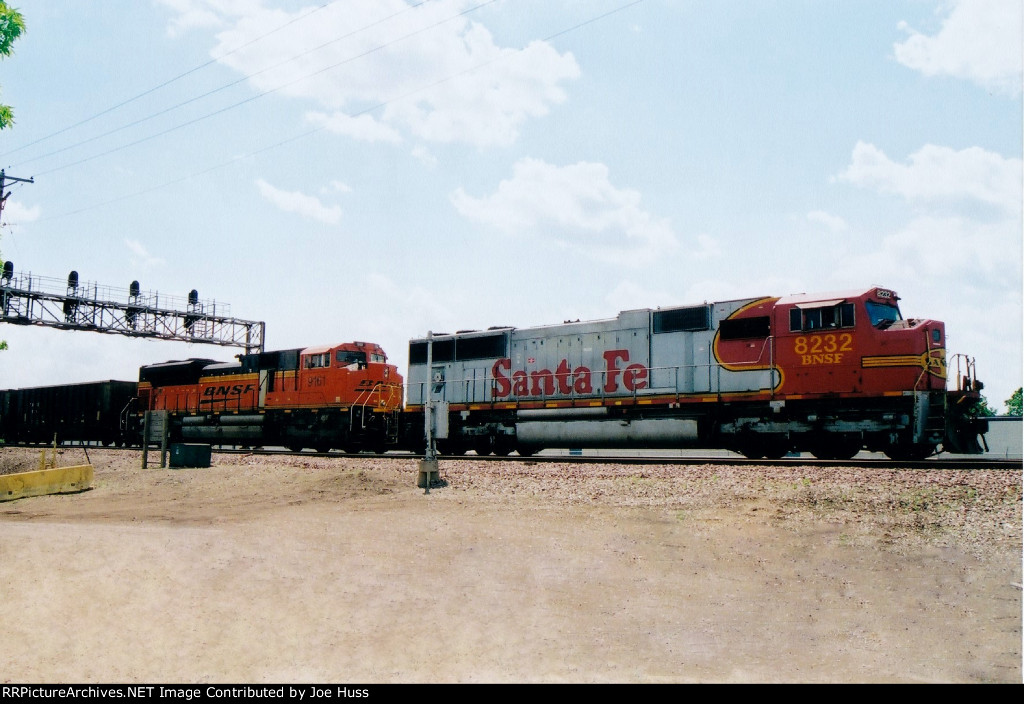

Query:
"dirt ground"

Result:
[[0, 447, 1021, 684]]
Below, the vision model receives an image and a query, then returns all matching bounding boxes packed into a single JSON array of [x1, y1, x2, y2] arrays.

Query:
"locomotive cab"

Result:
[[770, 287, 982, 459], [270, 342, 402, 412], [774, 288, 947, 396]]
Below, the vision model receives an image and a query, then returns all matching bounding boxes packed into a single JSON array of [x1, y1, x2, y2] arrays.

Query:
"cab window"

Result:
[[305, 353, 330, 369], [789, 302, 855, 332], [864, 301, 902, 327], [336, 350, 367, 367]]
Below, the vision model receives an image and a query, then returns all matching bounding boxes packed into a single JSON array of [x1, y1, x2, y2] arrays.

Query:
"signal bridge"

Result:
[[0, 264, 265, 353]]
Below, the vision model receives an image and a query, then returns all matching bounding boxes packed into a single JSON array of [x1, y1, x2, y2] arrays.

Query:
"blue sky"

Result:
[[1, 0, 1021, 410]]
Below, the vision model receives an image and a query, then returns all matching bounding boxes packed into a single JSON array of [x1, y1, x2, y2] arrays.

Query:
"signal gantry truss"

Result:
[[1, 268, 265, 353]]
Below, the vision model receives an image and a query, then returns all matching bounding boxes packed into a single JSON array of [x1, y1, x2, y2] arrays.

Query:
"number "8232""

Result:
[[793, 334, 854, 365]]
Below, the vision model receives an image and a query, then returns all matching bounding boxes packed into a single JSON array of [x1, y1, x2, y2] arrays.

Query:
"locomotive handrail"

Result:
[[119, 397, 137, 436], [354, 381, 403, 411], [950, 353, 979, 392]]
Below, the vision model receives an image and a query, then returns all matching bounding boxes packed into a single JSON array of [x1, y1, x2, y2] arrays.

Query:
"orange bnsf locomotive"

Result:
[[137, 341, 403, 452], [404, 286, 988, 460]]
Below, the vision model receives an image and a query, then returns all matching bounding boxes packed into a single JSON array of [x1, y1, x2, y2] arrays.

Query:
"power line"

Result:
[[23, 0, 499, 178], [29, 0, 647, 223], [0, 0, 346, 162], [8, 0, 438, 171]]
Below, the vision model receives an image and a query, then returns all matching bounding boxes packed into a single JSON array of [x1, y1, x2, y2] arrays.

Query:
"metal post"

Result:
[[418, 331, 439, 491], [141, 412, 150, 469]]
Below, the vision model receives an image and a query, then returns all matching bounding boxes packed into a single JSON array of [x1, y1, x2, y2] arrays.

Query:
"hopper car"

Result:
[[0, 380, 137, 446]]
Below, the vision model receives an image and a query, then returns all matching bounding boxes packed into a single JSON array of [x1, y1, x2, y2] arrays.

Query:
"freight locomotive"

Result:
[[137, 341, 404, 452], [0, 285, 990, 460], [1, 341, 404, 452], [404, 286, 988, 460]]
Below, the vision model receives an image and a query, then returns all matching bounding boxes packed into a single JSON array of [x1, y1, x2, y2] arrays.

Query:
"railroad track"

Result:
[[15, 442, 1017, 470]]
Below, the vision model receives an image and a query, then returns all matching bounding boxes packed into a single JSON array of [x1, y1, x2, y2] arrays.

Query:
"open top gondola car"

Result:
[[404, 286, 987, 459]]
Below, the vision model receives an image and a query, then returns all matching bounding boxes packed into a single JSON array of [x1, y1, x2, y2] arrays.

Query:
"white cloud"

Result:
[[1, 201, 41, 224], [450, 158, 679, 265], [125, 239, 165, 267], [256, 179, 342, 224], [157, 0, 262, 36], [806, 210, 848, 233], [411, 145, 438, 167], [836, 141, 1022, 212], [163, 0, 580, 148], [852, 215, 1020, 287], [604, 280, 669, 312], [306, 111, 403, 144], [894, 0, 1023, 94]]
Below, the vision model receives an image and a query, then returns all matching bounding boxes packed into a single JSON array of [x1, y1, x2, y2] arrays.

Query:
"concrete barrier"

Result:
[[0, 464, 94, 502]]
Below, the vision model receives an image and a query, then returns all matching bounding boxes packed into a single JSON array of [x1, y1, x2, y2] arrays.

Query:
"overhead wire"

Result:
[[0, 0, 346, 161], [0, 0, 434, 168], [26, 0, 646, 224], [13, 0, 488, 176]]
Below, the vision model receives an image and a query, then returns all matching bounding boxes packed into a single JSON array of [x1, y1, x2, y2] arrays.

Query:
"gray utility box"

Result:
[[169, 443, 212, 469]]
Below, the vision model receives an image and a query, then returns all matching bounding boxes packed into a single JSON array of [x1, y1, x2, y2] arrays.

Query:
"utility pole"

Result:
[[0, 168, 34, 224]]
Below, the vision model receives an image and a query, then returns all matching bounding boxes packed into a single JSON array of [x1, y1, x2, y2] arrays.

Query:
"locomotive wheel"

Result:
[[315, 445, 331, 454], [474, 437, 493, 456], [761, 441, 790, 460], [516, 445, 538, 457], [436, 440, 467, 456], [493, 436, 514, 456], [810, 435, 861, 461], [289, 445, 304, 453], [810, 447, 859, 461], [884, 443, 936, 461], [738, 437, 789, 460]]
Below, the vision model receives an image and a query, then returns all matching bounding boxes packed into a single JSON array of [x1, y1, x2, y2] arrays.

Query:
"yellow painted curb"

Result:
[[0, 464, 94, 502]]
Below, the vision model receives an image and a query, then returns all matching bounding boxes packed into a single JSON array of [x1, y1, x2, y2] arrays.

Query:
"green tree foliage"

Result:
[[0, 1, 25, 129], [971, 396, 997, 418], [0, 4, 23, 347], [1005, 388, 1023, 416]]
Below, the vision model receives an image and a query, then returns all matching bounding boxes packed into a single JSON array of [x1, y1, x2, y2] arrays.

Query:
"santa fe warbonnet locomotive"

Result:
[[0, 285, 989, 460], [404, 285, 987, 460]]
